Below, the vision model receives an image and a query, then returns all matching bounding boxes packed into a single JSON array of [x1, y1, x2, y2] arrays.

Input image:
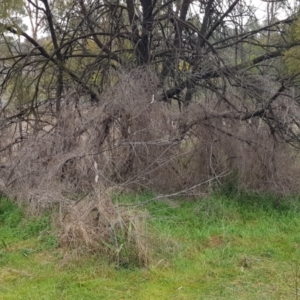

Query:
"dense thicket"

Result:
[[1, 0, 300, 202]]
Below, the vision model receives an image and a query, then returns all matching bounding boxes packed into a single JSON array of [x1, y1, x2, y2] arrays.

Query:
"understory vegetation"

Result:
[[1, 191, 300, 299]]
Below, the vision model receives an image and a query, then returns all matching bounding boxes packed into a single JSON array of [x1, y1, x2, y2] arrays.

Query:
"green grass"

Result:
[[1, 193, 300, 299]]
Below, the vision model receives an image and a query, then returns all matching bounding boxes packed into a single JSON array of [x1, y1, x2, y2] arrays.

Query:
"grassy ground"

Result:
[[1, 191, 300, 299]]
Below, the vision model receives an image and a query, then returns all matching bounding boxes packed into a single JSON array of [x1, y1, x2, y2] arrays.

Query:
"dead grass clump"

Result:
[[59, 189, 149, 268]]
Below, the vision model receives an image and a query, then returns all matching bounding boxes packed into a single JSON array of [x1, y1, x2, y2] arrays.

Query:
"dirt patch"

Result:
[[208, 235, 226, 248]]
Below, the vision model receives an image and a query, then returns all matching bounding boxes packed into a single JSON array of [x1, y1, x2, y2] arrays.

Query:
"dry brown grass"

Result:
[[59, 187, 149, 268]]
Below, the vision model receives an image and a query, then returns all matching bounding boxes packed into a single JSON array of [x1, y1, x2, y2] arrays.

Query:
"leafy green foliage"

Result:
[[283, 16, 300, 74], [0, 0, 24, 25]]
